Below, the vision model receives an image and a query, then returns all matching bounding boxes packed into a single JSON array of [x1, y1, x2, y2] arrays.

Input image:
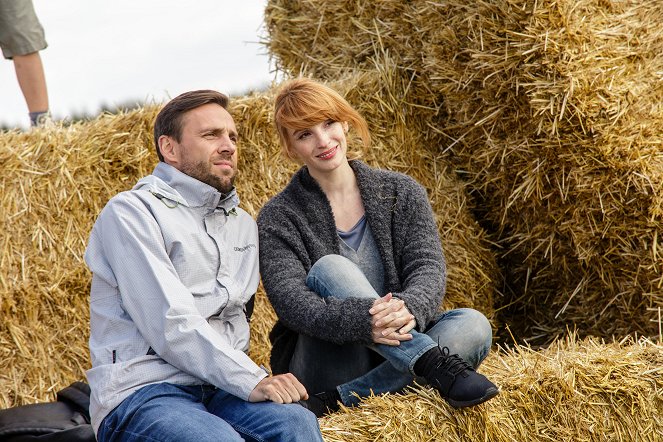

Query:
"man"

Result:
[[85, 90, 323, 441], [0, 0, 50, 126]]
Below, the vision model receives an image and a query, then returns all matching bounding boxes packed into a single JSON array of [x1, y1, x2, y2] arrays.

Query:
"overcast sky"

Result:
[[0, 0, 274, 129]]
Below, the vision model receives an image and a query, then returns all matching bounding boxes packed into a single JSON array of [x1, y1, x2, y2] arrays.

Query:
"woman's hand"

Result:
[[369, 293, 416, 346]]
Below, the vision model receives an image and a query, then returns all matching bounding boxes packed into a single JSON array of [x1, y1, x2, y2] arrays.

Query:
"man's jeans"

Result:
[[97, 382, 323, 442], [289, 254, 493, 406]]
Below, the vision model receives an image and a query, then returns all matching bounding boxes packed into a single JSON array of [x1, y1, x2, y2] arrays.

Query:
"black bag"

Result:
[[0, 381, 95, 441]]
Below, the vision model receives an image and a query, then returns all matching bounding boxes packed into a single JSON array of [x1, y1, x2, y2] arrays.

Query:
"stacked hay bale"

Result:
[[319, 336, 663, 441], [0, 68, 497, 406], [264, 0, 663, 342]]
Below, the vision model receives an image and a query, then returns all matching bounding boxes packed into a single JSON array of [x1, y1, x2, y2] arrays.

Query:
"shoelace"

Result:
[[435, 346, 473, 377]]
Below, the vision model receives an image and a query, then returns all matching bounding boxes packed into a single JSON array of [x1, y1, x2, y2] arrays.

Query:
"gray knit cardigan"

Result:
[[257, 160, 446, 374]]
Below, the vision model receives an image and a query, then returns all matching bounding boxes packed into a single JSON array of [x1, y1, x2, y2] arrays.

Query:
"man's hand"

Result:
[[248, 373, 309, 403], [369, 293, 416, 346]]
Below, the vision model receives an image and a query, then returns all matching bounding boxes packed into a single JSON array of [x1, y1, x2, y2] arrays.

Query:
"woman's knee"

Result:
[[309, 254, 359, 277], [306, 254, 378, 300], [462, 308, 493, 345], [428, 308, 493, 367]]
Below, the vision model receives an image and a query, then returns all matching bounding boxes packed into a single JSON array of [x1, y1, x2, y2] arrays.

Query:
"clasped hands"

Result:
[[249, 293, 416, 404], [369, 293, 416, 346]]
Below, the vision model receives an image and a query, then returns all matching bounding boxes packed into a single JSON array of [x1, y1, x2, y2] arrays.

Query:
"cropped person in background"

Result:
[[85, 89, 323, 442], [258, 77, 499, 416], [0, 0, 50, 127]]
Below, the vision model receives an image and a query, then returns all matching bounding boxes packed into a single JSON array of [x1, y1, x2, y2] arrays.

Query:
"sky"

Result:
[[0, 0, 274, 129]]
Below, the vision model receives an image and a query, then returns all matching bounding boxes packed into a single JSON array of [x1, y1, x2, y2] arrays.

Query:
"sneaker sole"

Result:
[[447, 387, 500, 408]]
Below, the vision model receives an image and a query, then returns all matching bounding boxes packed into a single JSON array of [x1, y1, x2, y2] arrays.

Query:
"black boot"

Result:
[[414, 346, 499, 408], [299, 390, 341, 417]]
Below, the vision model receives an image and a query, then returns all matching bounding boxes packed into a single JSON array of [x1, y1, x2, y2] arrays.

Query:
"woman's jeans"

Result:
[[97, 383, 323, 442], [289, 254, 493, 406]]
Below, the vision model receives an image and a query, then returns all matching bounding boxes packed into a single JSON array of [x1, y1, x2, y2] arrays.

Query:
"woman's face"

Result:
[[287, 119, 349, 174]]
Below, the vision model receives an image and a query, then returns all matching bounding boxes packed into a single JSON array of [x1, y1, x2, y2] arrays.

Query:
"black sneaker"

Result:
[[299, 390, 341, 417], [417, 346, 499, 408]]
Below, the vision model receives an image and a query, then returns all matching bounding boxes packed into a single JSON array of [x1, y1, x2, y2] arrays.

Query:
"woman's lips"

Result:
[[317, 146, 337, 160]]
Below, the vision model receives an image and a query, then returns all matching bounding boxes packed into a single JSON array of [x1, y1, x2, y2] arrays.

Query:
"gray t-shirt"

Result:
[[338, 216, 386, 296]]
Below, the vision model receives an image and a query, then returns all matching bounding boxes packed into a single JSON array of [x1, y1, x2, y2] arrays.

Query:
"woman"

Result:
[[257, 78, 498, 416]]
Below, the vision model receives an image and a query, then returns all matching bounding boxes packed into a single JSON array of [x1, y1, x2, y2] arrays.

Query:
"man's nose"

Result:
[[217, 134, 236, 154]]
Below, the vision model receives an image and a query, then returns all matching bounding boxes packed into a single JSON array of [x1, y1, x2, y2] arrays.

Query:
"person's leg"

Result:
[[336, 356, 414, 406], [335, 309, 492, 405], [306, 254, 498, 409], [424, 308, 493, 369], [305, 255, 436, 404], [207, 389, 323, 442], [97, 383, 244, 442], [13, 51, 49, 114], [289, 255, 387, 394], [0, 0, 49, 123], [307, 256, 438, 373]]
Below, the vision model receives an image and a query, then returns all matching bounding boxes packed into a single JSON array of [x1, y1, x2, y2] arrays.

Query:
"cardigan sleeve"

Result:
[[389, 179, 447, 331], [257, 204, 376, 346]]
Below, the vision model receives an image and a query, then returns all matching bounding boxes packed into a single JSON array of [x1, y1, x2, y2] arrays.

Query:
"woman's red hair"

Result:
[[274, 78, 371, 160]]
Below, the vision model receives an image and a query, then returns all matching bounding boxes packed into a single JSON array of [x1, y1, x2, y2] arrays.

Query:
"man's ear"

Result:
[[158, 135, 178, 165]]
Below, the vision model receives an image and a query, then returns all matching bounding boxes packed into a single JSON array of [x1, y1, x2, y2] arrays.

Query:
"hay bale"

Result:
[[264, 0, 663, 342], [422, 0, 663, 342], [318, 335, 663, 441], [0, 70, 497, 407]]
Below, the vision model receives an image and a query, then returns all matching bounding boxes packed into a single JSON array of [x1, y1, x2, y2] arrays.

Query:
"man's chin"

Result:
[[181, 164, 235, 194], [213, 175, 235, 195]]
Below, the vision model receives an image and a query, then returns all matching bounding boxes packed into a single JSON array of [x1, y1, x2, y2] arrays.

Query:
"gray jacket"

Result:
[[85, 162, 265, 434], [257, 160, 446, 373]]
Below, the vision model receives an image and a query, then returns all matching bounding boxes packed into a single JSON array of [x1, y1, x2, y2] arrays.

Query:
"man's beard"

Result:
[[181, 160, 236, 194]]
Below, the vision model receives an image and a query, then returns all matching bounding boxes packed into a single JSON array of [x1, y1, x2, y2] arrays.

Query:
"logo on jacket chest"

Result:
[[234, 243, 257, 252]]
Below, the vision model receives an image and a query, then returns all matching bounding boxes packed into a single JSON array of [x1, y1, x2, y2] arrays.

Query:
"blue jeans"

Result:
[[289, 254, 492, 406], [97, 382, 323, 442]]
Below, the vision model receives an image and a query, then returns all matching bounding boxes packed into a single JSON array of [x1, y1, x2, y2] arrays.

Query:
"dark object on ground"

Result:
[[0, 381, 95, 441]]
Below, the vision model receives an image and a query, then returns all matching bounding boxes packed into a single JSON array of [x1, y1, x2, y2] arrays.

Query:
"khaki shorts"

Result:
[[0, 0, 47, 59]]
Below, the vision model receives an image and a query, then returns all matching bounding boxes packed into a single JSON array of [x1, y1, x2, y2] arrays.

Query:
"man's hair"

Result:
[[153, 90, 229, 161], [274, 78, 370, 160]]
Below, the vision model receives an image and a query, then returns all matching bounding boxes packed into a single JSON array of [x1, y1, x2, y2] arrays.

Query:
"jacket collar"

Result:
[[134, 162, 239, 211]]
